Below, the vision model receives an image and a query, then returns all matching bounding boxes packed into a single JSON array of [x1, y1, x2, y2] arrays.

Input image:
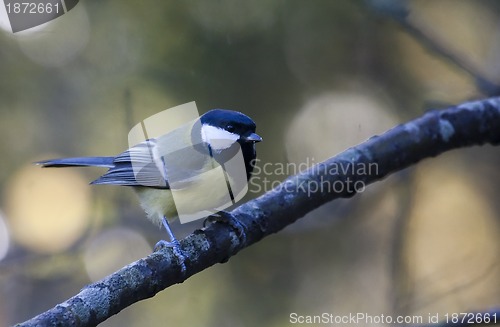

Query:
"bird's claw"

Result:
[[154, 239, 187, 274]]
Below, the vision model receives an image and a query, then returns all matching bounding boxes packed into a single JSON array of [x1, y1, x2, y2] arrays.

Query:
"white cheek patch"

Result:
[[201, 125, 239, 151]]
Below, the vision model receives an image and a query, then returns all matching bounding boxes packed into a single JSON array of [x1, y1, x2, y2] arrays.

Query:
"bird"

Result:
[[38, 109, 262, 268]]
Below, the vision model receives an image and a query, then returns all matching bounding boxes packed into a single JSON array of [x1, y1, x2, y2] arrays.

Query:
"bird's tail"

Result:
[[37, 156, 115, 168]]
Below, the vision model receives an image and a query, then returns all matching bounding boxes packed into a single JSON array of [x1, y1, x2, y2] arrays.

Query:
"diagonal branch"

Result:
[[366, 0, 500, 96], [17, 97, 500, 326]]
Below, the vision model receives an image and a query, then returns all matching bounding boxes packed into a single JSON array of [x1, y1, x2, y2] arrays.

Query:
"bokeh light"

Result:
[[15, 4, 89, 67], [286, 90, 399, 164], [4, 160, 90, 254]]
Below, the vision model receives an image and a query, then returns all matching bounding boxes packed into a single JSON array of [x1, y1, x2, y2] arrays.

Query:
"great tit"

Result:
[[38, 109, 262, 259]]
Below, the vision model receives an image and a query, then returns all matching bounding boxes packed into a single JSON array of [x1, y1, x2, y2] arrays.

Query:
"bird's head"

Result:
[[199, 109, 262, 151]]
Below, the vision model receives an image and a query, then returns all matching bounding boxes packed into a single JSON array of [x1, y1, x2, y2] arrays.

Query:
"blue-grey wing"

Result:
[[91, 140, 170, 188], [91, 138, 213, 189]]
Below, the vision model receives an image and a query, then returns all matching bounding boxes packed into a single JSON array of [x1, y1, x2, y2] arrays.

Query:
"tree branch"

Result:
[[17, 97, 500, 326]]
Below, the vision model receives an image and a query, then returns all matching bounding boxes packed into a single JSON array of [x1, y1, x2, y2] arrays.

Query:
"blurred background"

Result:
[[0, 0, 500, 326]]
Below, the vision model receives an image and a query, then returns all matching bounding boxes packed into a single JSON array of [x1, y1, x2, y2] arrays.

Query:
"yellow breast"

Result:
[[134, 166, 234, 227]]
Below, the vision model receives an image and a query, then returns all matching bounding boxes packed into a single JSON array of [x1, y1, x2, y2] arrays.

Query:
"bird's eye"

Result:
[[226, 125, 235, 133]]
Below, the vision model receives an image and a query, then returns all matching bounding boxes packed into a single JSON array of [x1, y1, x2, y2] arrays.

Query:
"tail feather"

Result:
[[37, 157, 115, 168]]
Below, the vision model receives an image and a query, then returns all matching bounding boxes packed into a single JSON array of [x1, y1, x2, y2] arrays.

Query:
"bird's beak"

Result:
[[243, 133, 262, 142]]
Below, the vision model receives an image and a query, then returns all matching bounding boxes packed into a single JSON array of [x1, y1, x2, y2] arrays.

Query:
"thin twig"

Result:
[[367, 0, 500, 96]]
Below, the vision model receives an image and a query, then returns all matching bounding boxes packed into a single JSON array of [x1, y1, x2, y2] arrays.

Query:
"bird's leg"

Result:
[[203, 211, 247, 245], [161, 216, 177, 243], [154, 216, 187, 274]]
